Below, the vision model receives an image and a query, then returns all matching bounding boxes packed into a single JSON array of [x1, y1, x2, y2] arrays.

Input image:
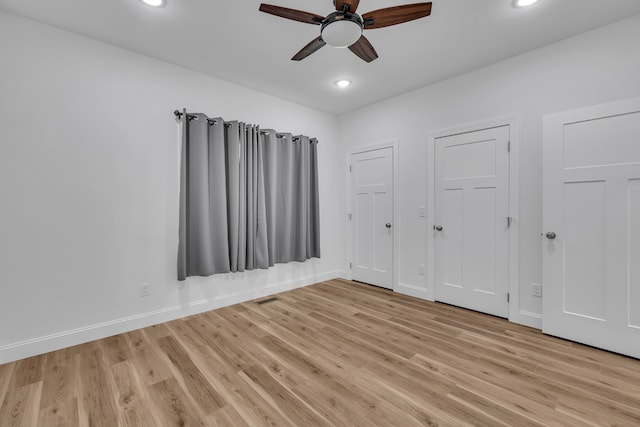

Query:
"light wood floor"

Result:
[[2, 279, 640, 426]]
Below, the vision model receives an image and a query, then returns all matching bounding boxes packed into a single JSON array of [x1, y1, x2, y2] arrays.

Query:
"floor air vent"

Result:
[[255, 297, 279, 305]]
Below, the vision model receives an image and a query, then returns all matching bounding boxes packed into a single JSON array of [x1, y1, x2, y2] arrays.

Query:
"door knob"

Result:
[[545, 232, 556, 239], [385, 223, 392, 228], [434, 225, 443, 231]]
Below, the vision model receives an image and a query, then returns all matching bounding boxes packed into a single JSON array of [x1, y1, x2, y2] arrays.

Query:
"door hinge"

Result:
[[507, 293, 510, 303], [507, 141, 511, 152], [349, 165, 352, 172], [507, 216, 513, 228], [349, 262, 352, 269], [347, 213, 352, 221]]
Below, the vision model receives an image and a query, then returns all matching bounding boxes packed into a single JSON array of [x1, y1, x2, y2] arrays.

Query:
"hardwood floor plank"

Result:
[[179, 317, 256, 372], [240, 364, 331, 427], [358, 362, 494, 426], [123, 329, 173, 386], [98, 334, 133, 367], [206, 404, 251, 427], [294, 353, 434, 427], [38, 397, 79, 427], [0, 381, 42, 427], [9, 354, 45, 389], [167, 329, 293, 427], [446, 385, 546, 427], [290, 380, 374, 427], [2, 279, 640, 426], [205, 308, 268, 341], [147, 378, 206, 427], [157, 335, 226, 414], [77, 349, 118, 427], [111, 361, 155, 427], [409, 354, 575, 426], [340, 370, 449, 427], [0, 363, 15, 411], [39, 351, 78, 409], [310, 311, 416, 359], [141, 323, 171, 341], [208, 364, 297, 427], [535, 365, 640, 424]]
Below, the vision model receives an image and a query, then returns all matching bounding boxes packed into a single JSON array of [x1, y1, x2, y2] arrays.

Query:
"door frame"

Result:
[[347, 140, 399, 291], [427, 116, 522, 324]]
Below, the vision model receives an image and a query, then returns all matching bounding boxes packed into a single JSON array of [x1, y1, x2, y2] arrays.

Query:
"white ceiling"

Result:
[[2, 0, 640, 115]]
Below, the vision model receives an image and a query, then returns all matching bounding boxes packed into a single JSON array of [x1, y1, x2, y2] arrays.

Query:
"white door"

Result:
[[351, 147, 394, 289], [434, 126, 510, 317], [543, 98, 640, 359]]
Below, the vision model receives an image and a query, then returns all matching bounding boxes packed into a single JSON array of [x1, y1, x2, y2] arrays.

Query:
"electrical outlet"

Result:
[[140, 283, 151, 297], [532, 283, 542, 297], [418, 264, 425, 276]]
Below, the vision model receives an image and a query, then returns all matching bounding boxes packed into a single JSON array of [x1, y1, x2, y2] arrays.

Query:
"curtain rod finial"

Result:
[[174, 110, 183, 120]]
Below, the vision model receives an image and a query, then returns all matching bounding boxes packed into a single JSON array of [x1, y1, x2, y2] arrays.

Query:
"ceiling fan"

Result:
[[259, 1, 433, 63]]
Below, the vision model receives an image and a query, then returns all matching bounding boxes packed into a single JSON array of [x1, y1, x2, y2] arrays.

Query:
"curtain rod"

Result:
[[174, 110, 313, 142], [174, 110, 222, 126]]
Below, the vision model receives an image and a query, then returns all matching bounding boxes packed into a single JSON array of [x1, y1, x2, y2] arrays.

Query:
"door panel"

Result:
[[445, 139, 496, 178], [443, 189, 463, 289], [373, 192, 392, 274], [473, 187, 497, 294], [562, 111, 640, 168], [543, 98, 640, 358], [351, 147, 393, 289], [354, 193, 371, 268], [435, 126, 510, 317], [562, 180, 606, 319]]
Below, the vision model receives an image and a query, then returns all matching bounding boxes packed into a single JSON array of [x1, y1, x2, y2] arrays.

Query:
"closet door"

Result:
[[434, 126, 510, 317], [543, 97, 640, 358], [351, 147, 394, 289]]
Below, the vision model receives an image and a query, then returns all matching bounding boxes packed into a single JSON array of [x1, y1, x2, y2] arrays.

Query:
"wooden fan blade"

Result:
[[362, 2, 432, 29], [348, 35, 378, 63], [259, 4, 324, 25], [335, 0, 360, 13], [292, 36, 326, 61]]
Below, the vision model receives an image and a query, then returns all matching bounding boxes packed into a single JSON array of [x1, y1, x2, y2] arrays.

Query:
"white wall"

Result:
[[3, 9, 639, 364], [338, 15, 640, 328], [0, 11, 344, 363]]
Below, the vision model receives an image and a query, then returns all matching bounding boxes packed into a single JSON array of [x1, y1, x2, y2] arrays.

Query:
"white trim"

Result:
[[517, 310, 543, 329], [396, 282, 431, 300], [426, 115, 522, 322], [347, 141, 399, 291], [0, 270, 343, 364]]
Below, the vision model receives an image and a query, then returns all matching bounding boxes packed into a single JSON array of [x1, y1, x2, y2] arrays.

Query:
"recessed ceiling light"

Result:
[[141, 0, 166, 7], [513, 0, 541, 7], [335, 79, 352, 88]]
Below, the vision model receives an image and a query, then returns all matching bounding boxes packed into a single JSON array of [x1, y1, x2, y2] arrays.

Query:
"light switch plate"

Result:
[[532, 283, 542, 297]]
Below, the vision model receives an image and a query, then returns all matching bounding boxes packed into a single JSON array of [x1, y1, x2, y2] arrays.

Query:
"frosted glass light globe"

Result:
[[322, 20, 362, 48]]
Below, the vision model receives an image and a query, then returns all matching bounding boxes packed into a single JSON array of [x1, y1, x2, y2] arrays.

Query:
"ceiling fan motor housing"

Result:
[[321, 12, 363, 48]]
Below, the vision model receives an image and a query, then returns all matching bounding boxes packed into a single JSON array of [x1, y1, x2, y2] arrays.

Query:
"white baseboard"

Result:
[[514, 310, 543, 330], [396, 282, 432, 301], [0, 270, 343, 364], [397, 283, 543, 331]]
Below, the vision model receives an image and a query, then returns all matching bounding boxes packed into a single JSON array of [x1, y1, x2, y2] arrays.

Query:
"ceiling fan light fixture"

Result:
[[513, 0, 540, 7], [321, 18, 363, 48]]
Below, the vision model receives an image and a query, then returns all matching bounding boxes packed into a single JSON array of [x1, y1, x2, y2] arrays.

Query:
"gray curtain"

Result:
[[178, 113, 320, 280]]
